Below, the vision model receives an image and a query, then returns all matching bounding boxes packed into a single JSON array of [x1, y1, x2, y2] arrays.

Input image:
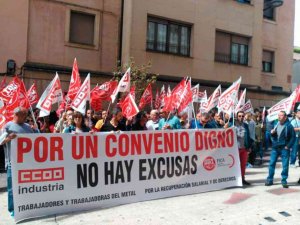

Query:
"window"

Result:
[[69, 11, 95, 45], [262, 50, 274, 73], [147, 17, 191, 56], [236, 0, 251, 4], [271, 86, 283, 91], [215, 31, 250, 65], [65, 7, 100, 49], [263, 0, 275, 20]]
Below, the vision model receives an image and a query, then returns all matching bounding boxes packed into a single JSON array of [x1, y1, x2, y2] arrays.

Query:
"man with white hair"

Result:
[[146, 109, 160, 130]]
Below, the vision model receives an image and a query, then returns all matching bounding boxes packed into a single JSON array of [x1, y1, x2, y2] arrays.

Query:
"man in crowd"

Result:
[[244, 112, 256, 167], [54, 108, 73, 133], [190, 112, 212, 129], [100, 107, 126, 131], [290, 108, 300, 167], [146, 109, 160, 130], [265, 111, 295, 188], [95, 110, 108, 131], [1, 107, 39, 216], [210, 112, 225, 128], [158, 109, 181, 130], [85, 109, 98, 129], [235, 111, 253, 186]]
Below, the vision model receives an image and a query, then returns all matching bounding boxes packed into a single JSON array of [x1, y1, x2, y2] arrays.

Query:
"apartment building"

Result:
[[0, 0, 295, 108], [121, 0, 295, 108], [0, 0, 121, 93]]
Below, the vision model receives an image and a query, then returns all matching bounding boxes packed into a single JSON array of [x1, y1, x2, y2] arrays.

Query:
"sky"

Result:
[[295, 0, 300, 47]]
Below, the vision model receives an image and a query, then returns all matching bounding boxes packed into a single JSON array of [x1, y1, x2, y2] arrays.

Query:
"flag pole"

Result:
[[29, 104, 39, 132], [232, 108, 235, 127], [192, 104, 198, 130], [59, 100, 64, 133], [104, 101, 112, 124]]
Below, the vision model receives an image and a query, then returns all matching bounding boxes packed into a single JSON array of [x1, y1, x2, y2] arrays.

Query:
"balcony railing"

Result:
[[215, 53, 248, 65]]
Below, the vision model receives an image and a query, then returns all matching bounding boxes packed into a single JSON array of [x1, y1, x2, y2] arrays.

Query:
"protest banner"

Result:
[[11, 128, 242, 222]]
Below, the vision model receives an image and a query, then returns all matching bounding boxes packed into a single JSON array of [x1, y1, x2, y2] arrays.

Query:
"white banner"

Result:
[[11, 128, 242, 222]]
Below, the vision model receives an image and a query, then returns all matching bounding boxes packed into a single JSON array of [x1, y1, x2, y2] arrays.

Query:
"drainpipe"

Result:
[[118, 0, 124, 67]]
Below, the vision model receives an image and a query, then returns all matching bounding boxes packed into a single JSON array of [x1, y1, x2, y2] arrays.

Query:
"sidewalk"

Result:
[[1, 157, 300, 225]]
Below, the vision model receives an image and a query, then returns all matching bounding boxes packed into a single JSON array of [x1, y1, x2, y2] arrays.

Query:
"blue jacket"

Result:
[[63, 125, 90, 133], [271, 119, 296, 149], [190, 120, 213, 129]]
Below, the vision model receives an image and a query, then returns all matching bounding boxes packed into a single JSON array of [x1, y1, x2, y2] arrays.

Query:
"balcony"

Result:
[[215, 53, 248, 66]]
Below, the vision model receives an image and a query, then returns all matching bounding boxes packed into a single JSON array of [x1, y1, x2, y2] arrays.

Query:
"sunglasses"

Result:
[[238, 115, 244, 118]]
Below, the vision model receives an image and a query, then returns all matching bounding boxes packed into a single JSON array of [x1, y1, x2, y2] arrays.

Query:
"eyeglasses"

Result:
[[238, 115, 244, 118]]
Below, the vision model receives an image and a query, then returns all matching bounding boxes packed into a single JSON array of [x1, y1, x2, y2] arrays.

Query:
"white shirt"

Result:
[[146, 120, 159, 130]]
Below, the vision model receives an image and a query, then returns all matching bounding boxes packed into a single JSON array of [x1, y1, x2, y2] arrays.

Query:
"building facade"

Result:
[[121, 0, 295, 108], [0, 0, 296, 109], [0, 0, 121, 93], [293, 52, 300, 90]]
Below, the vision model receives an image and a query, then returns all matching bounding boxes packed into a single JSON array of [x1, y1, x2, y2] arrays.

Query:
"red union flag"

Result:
[[235, 89, 246, 113], [56, 95, 67, 117], [218, 77, 241, 114], [91, 81, 118, 101], [4, 88, 20, 122], [262, 106, 266, 123], [178, 79, 193, 113], [154, 89, 160, 109], [0, 76, 7, 91], [241, 99, 253, 114], [291, 85, 300, 109], [66, 58, 81, 102], [159, 85, 166, 107], [90, 98, 102, 111], [170, 79, 186, 109], [201, 85, 221, 112], [18, 80, 30, 109], [27, 82, 39, 105], [36, 73, 63, 117], [71, 73, 90, 115], [0, 107, 6, 129], [191, 84, 199, 102], [0, 76, 22, 103], [267, 88, 298, 121], [130, 86, 136, 101], [139, 83, 152, 109], [121, 93, 139, 119], [111, 67, 131, 103], [198, 90, 207, 103]]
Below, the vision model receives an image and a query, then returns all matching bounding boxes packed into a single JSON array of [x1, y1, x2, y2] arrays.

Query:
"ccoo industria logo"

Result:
[[18, 167, 64, 183]]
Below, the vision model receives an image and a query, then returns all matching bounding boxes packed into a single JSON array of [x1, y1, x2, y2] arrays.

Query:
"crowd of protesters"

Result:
[[1, 105, 300, 217], [3, 106, 300, 182]]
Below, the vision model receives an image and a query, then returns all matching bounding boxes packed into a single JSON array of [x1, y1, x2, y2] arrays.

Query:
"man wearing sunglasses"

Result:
[[235, 111, 253, 186]]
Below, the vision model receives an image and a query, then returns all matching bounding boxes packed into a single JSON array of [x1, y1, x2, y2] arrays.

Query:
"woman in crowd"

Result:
[[131, 111, 148, 131], [63, 111, 90, 133]]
